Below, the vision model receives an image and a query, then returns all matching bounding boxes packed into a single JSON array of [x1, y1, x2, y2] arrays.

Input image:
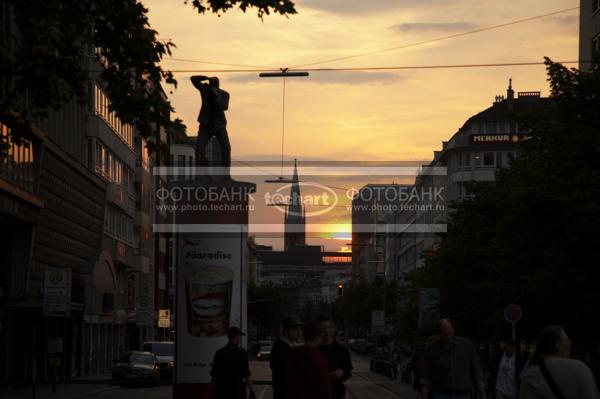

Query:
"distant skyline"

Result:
[[145, 0, 579, 250]]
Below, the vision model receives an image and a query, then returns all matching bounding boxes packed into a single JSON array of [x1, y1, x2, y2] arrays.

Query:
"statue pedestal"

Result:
[[171, 179, 255, 399]]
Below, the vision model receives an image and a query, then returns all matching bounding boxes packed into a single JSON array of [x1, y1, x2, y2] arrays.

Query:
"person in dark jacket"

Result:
[[270, 316, 303, 399], [420, 319, 486, 399], [288, 321, 332, 399], [211, 327, 254, 399], [316, 315, 353, 399]]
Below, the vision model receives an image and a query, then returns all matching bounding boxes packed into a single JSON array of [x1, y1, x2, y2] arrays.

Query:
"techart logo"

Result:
[[264, 182, 338, 217]]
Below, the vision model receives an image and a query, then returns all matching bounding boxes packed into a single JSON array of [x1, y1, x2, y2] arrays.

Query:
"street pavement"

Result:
[[0, 383, 119, 399], [347, 353, 416, 399], [1, 352, 415, 399]]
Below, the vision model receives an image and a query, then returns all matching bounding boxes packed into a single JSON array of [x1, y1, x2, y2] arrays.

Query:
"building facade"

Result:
[[351, 184, 410, 283], [392, 83, 547, 284], [0, 5, 174, 384], [579, 0, 600, 71]]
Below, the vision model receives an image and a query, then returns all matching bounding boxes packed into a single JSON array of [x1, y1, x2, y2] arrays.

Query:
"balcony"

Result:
[[0, 121, 44, 208]]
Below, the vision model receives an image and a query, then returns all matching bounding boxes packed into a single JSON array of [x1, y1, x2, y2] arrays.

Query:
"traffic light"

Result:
[[338, 283, 344, 296]]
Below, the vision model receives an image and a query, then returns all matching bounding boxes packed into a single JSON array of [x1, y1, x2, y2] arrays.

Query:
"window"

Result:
[[472, 152, 482, 167], [482, 152, 495, 167], [463, 152, 471, 167], [141, 139, 150, 169], [128, 170, 134, 193], [93, 83, 134, 149], [496, 152, 503, 168], [95, 142, 103, 172], [111, 156, 117, 181]]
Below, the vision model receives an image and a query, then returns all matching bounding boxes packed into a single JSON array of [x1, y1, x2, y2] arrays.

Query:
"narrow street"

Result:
[[94, 385, 172, 399], [40, 352, 415, 399], [346, 353, 415, 399]]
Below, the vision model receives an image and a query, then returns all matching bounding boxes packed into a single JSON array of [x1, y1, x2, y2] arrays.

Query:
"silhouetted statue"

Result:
[[191, 75, 231, 178]]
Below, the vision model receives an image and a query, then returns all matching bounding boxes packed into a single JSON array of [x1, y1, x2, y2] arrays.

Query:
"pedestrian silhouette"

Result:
[[270, 316, 303, 399], [210, 327, 254, 399], [316, 315, 353, 399], [288, 321, 332, 399]]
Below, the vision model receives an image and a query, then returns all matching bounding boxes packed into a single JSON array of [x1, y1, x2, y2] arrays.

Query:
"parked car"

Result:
[[141, 341, 174, 382], [112, 351, 160, 386], [256, 345, 272, 361]]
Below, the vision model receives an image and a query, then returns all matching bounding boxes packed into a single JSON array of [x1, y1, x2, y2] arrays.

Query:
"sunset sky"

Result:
[[145, 0, 579, 250]]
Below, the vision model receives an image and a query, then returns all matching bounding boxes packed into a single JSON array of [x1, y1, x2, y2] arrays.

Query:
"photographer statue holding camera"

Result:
[[191, 75, 231, 179]]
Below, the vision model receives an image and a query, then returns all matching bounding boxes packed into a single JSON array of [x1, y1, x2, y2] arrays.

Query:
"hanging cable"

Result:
[[291, 4, 583, 68], [162, 4, 586, 73], [167, 60, 584, 74], [164, 57, 277, 70], [281, 75, 286, 177]]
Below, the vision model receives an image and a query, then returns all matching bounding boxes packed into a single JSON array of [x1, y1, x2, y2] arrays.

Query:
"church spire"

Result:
[[284, 159, 306, 251]]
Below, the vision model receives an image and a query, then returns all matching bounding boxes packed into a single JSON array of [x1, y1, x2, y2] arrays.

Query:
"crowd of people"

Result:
[[410, 319, 600, 399], [209, 317, 600, 399], [210, 315, 353, 399]]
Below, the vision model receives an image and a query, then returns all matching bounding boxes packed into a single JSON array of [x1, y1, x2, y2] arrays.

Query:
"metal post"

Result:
[[31, 317, 37, 399], [511, 322, 516, 340]]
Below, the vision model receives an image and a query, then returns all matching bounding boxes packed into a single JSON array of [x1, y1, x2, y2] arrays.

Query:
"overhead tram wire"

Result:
[[161, 4, 586, 73], [164, 57, 277, 70], [167, 60, 584, 74], [291, 4, 584, 69]]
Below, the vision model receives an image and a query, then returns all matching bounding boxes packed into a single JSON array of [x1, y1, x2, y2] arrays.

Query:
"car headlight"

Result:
[[168, 361, 174, 368]]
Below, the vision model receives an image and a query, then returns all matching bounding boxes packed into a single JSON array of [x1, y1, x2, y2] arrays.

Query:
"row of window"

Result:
[[95, 141, 134, 193], [458, 151, 515, 169], [94, 83, 134, 149], [104, 205, 134, 245], [473, 121, 518, 135]]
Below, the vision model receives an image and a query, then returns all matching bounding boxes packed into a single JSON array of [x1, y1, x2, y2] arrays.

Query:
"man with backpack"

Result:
[[191, 75, 231, 179]]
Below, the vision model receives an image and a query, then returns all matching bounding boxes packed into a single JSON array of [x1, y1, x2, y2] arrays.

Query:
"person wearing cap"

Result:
[[270, 316, 304, 399], [211, 326, 254, 399]]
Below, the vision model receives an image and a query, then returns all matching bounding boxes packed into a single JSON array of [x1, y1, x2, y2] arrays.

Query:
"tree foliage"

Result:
[[186, 0, 296, 18], [248, 281, 290, 334], [409, 59, 600, 342], [330, 277, 401, 336], [0, 0, 295, 151]]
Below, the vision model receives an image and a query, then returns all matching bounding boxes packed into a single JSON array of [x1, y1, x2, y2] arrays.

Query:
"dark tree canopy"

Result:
[[408, 59, 600, 342], [0, 0, 295, 152], [187, 0, 296, 18]]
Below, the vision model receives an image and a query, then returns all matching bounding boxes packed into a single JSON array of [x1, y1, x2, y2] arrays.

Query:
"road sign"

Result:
[[504, 304, 522, 322], [43, 270, 71, 317], [159, 309, 171, 328]]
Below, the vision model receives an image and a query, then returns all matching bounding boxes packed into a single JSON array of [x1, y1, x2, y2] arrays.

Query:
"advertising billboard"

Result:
[[175, 234, 245, 384]]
